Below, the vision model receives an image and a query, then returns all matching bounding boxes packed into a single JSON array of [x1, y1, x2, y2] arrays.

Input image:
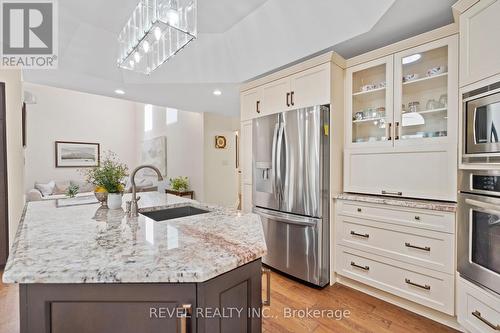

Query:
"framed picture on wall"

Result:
[[55, 141, 100, 168]]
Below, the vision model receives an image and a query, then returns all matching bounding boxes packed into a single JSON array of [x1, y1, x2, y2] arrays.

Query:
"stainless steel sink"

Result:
[[140, 205, 209, 221]]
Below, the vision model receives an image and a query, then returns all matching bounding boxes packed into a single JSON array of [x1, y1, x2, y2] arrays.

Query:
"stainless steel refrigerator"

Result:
[[253, 105, 330, 287]]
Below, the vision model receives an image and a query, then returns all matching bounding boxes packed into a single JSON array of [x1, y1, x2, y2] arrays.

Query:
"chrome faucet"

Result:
[[127, 165, 164, 217]]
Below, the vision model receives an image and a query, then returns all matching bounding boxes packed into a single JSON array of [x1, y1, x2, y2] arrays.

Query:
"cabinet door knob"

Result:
[[290, 91, 295, 106], [286, 92, 291, 107], [256, 100, 260, 113], [357, 208, 362, 212], [351, 231, 369, 238], [387, 123, 392, 141], [395, 121, 400, 140], [414, 216, 421, 221], [405, 242, 430, 251]]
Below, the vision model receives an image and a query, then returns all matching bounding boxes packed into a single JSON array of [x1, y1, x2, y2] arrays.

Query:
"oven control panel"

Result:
[[472, 175, 500, 193]]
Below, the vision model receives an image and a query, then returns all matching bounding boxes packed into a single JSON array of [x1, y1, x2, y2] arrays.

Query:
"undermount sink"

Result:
[[140, 205, 210, 222]]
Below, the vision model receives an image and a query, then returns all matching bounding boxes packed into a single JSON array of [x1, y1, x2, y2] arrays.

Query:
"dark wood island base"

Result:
[[19, 259, 263, 333]]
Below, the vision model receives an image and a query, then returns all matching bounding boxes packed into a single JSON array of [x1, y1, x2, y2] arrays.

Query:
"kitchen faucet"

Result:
[[127, 165, 164, 217]]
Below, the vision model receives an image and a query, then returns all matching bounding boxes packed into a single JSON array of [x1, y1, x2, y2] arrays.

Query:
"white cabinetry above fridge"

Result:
[[344, 35, 459, 201]]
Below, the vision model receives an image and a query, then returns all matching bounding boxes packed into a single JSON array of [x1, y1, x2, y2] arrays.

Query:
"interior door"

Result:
[[280, 107, 322, 217], [0, 83, 7, 267]]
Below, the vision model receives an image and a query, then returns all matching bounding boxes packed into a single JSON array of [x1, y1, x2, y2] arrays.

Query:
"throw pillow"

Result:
[[35, 181, 55, 196], [53, 180, 71, 195]]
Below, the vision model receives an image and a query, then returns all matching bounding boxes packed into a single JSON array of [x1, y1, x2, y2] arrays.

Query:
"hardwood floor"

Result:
[[0, 270, 19, 333], [261, 271, 458, 333], [0, 269, 457, 333]]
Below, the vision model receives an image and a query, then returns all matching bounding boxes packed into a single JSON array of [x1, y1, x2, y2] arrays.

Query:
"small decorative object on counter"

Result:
[[65, 184, 79, 198], [81, 151, 128, 210], [169, 176, 189, 192], [439, 94, 448, 107], [94, 186, 108, 208], [354, 111, 364, 121]]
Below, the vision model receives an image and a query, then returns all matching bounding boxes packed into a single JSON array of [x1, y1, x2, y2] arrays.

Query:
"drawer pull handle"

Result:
[[405, 242, 431, 252], [351, 261, 369, 271], [414, 216, 421, 221], [381, 190, 403, 196], [472, 310, 500, 330], [177, 304, 192, 333], [357, 208, 362, 212], [405, 278, 430, 290], [351, 231, 369, 238], [262, 268, 271, 306]]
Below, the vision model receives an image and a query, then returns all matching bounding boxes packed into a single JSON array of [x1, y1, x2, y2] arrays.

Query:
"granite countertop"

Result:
[[335, 193, 457, 213], [2, 192, 267, 284]]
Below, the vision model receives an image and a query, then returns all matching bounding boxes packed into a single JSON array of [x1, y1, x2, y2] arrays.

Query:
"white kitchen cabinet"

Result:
[[289, 63, 331, 109], [345, 55, 394, 148], [240, 120, 253, 185], [335, 199, 456, 315], [245, 63, 332, 117], [459, 0, 500, 87], [261, 77, 290, 115], [457, 275, 500, 333], [344, 36, 458, 201], [241, 87, 262, 121], [240, 120, 253, 212]]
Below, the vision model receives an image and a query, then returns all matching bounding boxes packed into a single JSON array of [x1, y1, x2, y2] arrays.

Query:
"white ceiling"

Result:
[[22, 0, 456, 116]]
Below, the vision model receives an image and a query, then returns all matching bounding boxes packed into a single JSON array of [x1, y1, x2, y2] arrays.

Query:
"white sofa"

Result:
[[27, 179, 157, 202]]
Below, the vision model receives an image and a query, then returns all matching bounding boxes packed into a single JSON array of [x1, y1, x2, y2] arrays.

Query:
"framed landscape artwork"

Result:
[[55, 141, 100, 168]]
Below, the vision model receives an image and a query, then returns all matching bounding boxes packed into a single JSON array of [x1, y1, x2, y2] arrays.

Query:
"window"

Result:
[[144, 104, 153, 132], [166, 107, 178, 125]]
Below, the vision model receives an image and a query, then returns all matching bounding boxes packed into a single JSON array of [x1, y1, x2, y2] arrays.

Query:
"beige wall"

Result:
[[135, 104, 205, 200], [203, 113, 239, 207], [1, 69, 24, 247], [23, 83, 138, 191]]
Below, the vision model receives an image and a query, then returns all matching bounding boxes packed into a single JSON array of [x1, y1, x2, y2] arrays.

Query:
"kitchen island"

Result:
[[2, 192, 267, 333]]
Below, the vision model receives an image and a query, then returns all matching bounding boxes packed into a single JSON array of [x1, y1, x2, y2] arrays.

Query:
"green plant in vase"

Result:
[[170, 176, 189, 192], [81, 151, 129, 209], [65, 184, 79, 198]]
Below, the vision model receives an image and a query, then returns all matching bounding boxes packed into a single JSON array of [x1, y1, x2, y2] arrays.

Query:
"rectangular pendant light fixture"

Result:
[[117, 0, 197, 75]]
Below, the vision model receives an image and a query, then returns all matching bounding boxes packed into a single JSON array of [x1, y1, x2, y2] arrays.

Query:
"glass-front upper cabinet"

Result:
[[394, 36, 458, 146], [346, 56, 394, 147]]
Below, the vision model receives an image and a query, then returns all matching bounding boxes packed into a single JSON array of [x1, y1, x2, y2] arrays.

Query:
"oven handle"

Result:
[[465, 198, 500, 217]]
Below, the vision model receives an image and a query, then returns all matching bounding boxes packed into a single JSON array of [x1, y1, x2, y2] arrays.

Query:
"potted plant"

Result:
[[82, 151, 128, 209], [65, 184, 79, 198], [169, 176, 189, 192]]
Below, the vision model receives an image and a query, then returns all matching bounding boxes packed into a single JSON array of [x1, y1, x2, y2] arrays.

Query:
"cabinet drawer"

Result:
[[335, 246, 454, 315], [337, 200, 455, 234], [458, 276, 500, 333], [336, 216, 454, 274]]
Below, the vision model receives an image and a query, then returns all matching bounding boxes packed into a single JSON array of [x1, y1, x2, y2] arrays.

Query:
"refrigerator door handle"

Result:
[[253, 207, 319, 227], [276, 121, 285, 201], [271, 122, 280, 200]]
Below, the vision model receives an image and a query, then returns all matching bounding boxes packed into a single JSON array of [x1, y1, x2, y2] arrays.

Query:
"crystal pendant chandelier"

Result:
[[117, 0, 197, 75]]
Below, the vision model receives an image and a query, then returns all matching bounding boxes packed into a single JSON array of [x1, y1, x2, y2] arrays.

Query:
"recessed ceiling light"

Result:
[[115, 89, 125, 95], [402, 54, 421, 65], [213, 89, 222, 96]]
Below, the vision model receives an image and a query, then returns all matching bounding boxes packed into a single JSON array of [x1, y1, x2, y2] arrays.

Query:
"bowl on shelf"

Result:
[[426, 65, 447, 77], [360, 84, 376, 92], [403, 73, 419, 82]]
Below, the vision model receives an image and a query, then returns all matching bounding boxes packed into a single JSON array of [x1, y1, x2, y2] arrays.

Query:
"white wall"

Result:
[[135, 104, 205, 201], [23, 83, 138, 191], [203, 113, 239, 207], [1, 69, 24, 247]]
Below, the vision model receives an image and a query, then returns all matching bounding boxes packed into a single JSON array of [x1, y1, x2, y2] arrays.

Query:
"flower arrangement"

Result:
[[170, 176, 189, 192], [81, 151, 129, 194]]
